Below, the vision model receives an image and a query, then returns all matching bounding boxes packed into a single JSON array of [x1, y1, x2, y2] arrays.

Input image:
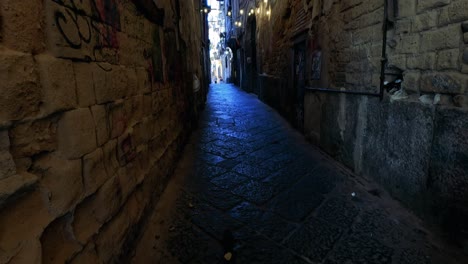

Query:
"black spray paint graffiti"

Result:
[[51, 0, 120, 64]]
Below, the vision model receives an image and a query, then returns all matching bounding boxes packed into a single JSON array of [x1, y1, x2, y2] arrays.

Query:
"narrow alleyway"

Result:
[[131, 84, 464, 264]]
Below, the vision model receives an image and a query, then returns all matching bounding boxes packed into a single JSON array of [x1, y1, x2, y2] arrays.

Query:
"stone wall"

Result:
[[0, 0, 204, 262], [255, 0, 468, 237]]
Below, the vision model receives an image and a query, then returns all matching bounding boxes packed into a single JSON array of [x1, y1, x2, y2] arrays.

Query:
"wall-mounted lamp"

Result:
[[256, 8, 260, 14], [200, 5, 211, 13], [240, 9, 244, 15], [227, 6, 232, 16]]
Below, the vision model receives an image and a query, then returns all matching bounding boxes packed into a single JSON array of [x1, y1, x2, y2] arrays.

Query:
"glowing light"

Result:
[[264, 0, 268, 3], [204, 8, 208, 13], [266, 10, 270, 15], [240, 9, 244, 15], [227, 11, 232, 16], [256, 8, 260, 14], [250, 9, 254, 14]]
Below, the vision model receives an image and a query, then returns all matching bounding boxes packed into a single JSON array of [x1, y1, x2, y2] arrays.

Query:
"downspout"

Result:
[[379, 0, 389, 100]]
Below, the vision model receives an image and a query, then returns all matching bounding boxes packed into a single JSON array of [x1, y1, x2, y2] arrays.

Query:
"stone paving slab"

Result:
[[131, 84, 466, 264]]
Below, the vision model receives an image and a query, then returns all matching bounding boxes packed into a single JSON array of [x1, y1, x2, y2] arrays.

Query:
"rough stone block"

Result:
[[395, 19, 412, 35], [95, 193, 142, 263], [133, 117, 153, 147], [126, 68, 139, 97], [0, 0, 44, 53], [439, 0, 468, 24], [0, 191, 52, 264], [143, 94, 152, 117], [40, 214, 83, 264], [91, 105, 109, 147], [417, 0, 450, 13], [91, 63, 108, 102], [44, 0, 102, 61], [74, 63, 96, 107], [68, 242, 100, 264], [109, 101, 128, 139], [33, 154, 83, 216], [464, 32, 468, 43], [136, 67, 151, 94], [0, 50, 41, 123], [117, 167, 138, 202], [83, 148, 108, 196], [0, 130, 16, 180], [130, 95, 145, 125], [95, 66, 129, 104], [412, 11, 438, 32], [57, 108, 97, 159], [429, 107, 468, 207], [363, 99, 434, 207], [402, 71, 421, 92], [116, 131, 136, 167], [397, 0, 416, 17], [9, 117, 58, 158], [421, 73, 468, 94], [407, 53, 435, 70], [0, 172, 38, 207], [437, 49, 460, 70], [103, 139, 119, 178], [36, 55, 77, 115], [73, 176, 122, 244], [396, 34, 421, 54], [387, 54, 407, 70], [420, 25, 461, 52], [352, 24, 381, 45]]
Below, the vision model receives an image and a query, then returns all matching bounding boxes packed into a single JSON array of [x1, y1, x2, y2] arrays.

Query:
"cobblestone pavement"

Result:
[[131, 84, 465, 264]]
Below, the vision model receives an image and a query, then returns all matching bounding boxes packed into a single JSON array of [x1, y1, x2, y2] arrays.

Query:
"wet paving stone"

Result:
[[198, 183, 243, 211], [210, 172, 250, 189], [166, 223, 220, 263], [198, 152, 225, 165], [268, 180, 325, 222], [229, 202, 264, 224], [231, 163, 271, 180], [314, 196, 360, 229], [324, 233, 394, 264], [234, 235, 310, 264], [215, 158, 241, 170], [352, 209, 408, 246], [136, 84, 465, 264], [285, 218, 343, 262], [396, 248, 431, 264], [195, 164, 228, 180], [251, 213, 298, 243], [232, 180, 277, 205], [190, 203, 243, 241]]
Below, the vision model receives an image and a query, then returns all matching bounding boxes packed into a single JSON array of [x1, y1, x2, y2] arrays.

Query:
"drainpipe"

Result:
[[379, 0, 389, 100]]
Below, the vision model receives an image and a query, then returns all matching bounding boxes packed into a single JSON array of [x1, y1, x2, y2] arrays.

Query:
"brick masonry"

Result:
[[0, 0, 205, 262], [251, 0, 468, 235]]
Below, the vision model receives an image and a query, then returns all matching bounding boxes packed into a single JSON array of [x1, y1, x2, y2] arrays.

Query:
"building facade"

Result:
[[226, 0, 468, 239], [0, 0, 210, 261]]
